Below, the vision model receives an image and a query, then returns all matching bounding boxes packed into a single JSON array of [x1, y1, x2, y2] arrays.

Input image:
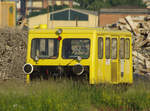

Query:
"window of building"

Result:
[[50, 9, 88, 21], [50, 10, 69, 20]]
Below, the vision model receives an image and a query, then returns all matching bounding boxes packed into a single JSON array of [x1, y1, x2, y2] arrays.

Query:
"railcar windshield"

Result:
[[31, 38, 59, 59], [62, 39, 90, 59]]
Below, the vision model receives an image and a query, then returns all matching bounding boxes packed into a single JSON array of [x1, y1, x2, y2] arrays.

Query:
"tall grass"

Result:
[[0, 79, 150, 111]]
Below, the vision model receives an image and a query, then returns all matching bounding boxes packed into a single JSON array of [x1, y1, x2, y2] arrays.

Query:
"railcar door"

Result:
[[105, 37, 111, 82], [124, 38, 131, 82], [119, 38, 125, 82], [119, 37, 131, 83], [111, 37, 119, 83], [98, 37, 104, 82]]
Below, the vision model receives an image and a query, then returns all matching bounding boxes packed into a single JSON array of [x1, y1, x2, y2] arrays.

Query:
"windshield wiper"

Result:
[[66, 56, 82, 66]]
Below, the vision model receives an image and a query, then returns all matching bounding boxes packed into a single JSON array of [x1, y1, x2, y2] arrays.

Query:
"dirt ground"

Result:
[[0, 28, 28, 80]]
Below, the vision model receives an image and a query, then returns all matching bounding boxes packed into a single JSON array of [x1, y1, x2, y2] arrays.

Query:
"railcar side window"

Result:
[[125, 38, 130, 59], [120, 38, 125, 59], [105, 38, 110, 59], [111, 38, 117, 59], [98, 37, 103, 59], [31, 38, 59, 59]]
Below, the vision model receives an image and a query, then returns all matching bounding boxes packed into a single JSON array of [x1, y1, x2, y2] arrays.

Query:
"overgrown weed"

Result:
[[0, 79, 150, 111]]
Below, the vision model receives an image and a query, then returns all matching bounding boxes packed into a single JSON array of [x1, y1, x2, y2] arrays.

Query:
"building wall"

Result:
[[28, 13, 48, 28], [50, 0, 73, 8], [32, 1, 42, 8], [99, 9, 149, 27], [99, 14, 147, 26], [99, 14, 148, 26], [89, 14, 98, 27], [0, 2, 16, 27], [43, 0, 48, 8]]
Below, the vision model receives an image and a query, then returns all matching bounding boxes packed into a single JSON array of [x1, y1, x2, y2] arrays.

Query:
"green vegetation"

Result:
[[74, 0, 146, 10], [0, 79, 150, 111]]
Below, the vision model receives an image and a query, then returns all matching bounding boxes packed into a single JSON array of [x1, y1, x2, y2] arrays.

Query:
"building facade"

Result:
[[28, 8, 98, 28]]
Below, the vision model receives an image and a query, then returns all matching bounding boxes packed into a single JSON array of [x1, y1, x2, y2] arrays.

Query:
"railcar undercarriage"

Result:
[[29, 66, 89, 81]]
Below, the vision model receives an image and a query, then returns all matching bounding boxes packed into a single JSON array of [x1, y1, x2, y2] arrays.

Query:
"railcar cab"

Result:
[[23, 25, 133, 84]]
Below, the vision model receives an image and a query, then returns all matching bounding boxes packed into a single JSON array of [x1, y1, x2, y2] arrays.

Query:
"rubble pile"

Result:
[[107, 15, 150, 75], [0, 28, 27, 80]]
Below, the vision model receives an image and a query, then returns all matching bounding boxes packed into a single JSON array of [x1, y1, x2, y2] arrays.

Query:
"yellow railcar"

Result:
[[23, 25, 133, 84]]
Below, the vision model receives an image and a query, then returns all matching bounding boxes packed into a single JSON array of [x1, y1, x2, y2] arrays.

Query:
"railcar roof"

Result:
[[29, 27, 131, 36]]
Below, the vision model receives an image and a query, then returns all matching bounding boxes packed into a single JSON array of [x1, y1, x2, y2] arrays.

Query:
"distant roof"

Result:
[[50, 8, 98, 16], [100, 8, 150, 14], [111, 5, 145, 9]]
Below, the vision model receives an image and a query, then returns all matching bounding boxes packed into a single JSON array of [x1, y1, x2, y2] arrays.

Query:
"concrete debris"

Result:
[[125, 16, 139, 36], [106, 15, 150, 76], [0, 28, 27, 80]]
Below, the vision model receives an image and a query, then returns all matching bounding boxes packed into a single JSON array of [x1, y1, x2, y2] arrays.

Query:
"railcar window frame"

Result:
[[119, 38, 125, 59], [62, 38, 90, 59], [98, 37, 103, 59], [125, 38, 130, 59], [30, 38, 59, 59], [111, 38, 117, 59]]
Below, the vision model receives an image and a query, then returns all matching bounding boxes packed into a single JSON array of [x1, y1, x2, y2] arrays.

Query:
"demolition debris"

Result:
[[0, 28, 27, 80], [107, 15, 150, 76]]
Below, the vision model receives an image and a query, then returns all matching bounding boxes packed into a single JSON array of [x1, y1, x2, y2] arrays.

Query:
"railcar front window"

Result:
[[31, 38, 59, 59], [62, 39, 90, 59]]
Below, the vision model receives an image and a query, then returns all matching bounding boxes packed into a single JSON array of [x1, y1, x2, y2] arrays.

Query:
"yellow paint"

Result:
[[26, 25, 133, 84], [0, 1, 16, 27], [26, 74, 30, 84]]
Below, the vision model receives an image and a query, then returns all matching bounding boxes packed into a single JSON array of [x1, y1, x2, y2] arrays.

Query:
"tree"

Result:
[[88, 0, 111, 10], [108, 0, 145, 7], [74, 0, 145, 10], [75, 0, 94, 9]]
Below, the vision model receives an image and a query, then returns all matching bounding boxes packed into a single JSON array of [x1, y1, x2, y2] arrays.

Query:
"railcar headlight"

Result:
[[56, 29, 63, 35], [77, 56, 82, 62], [34, 56, 39, 62], [73, 64, 84, 76], [23, 63, 33, 74]]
